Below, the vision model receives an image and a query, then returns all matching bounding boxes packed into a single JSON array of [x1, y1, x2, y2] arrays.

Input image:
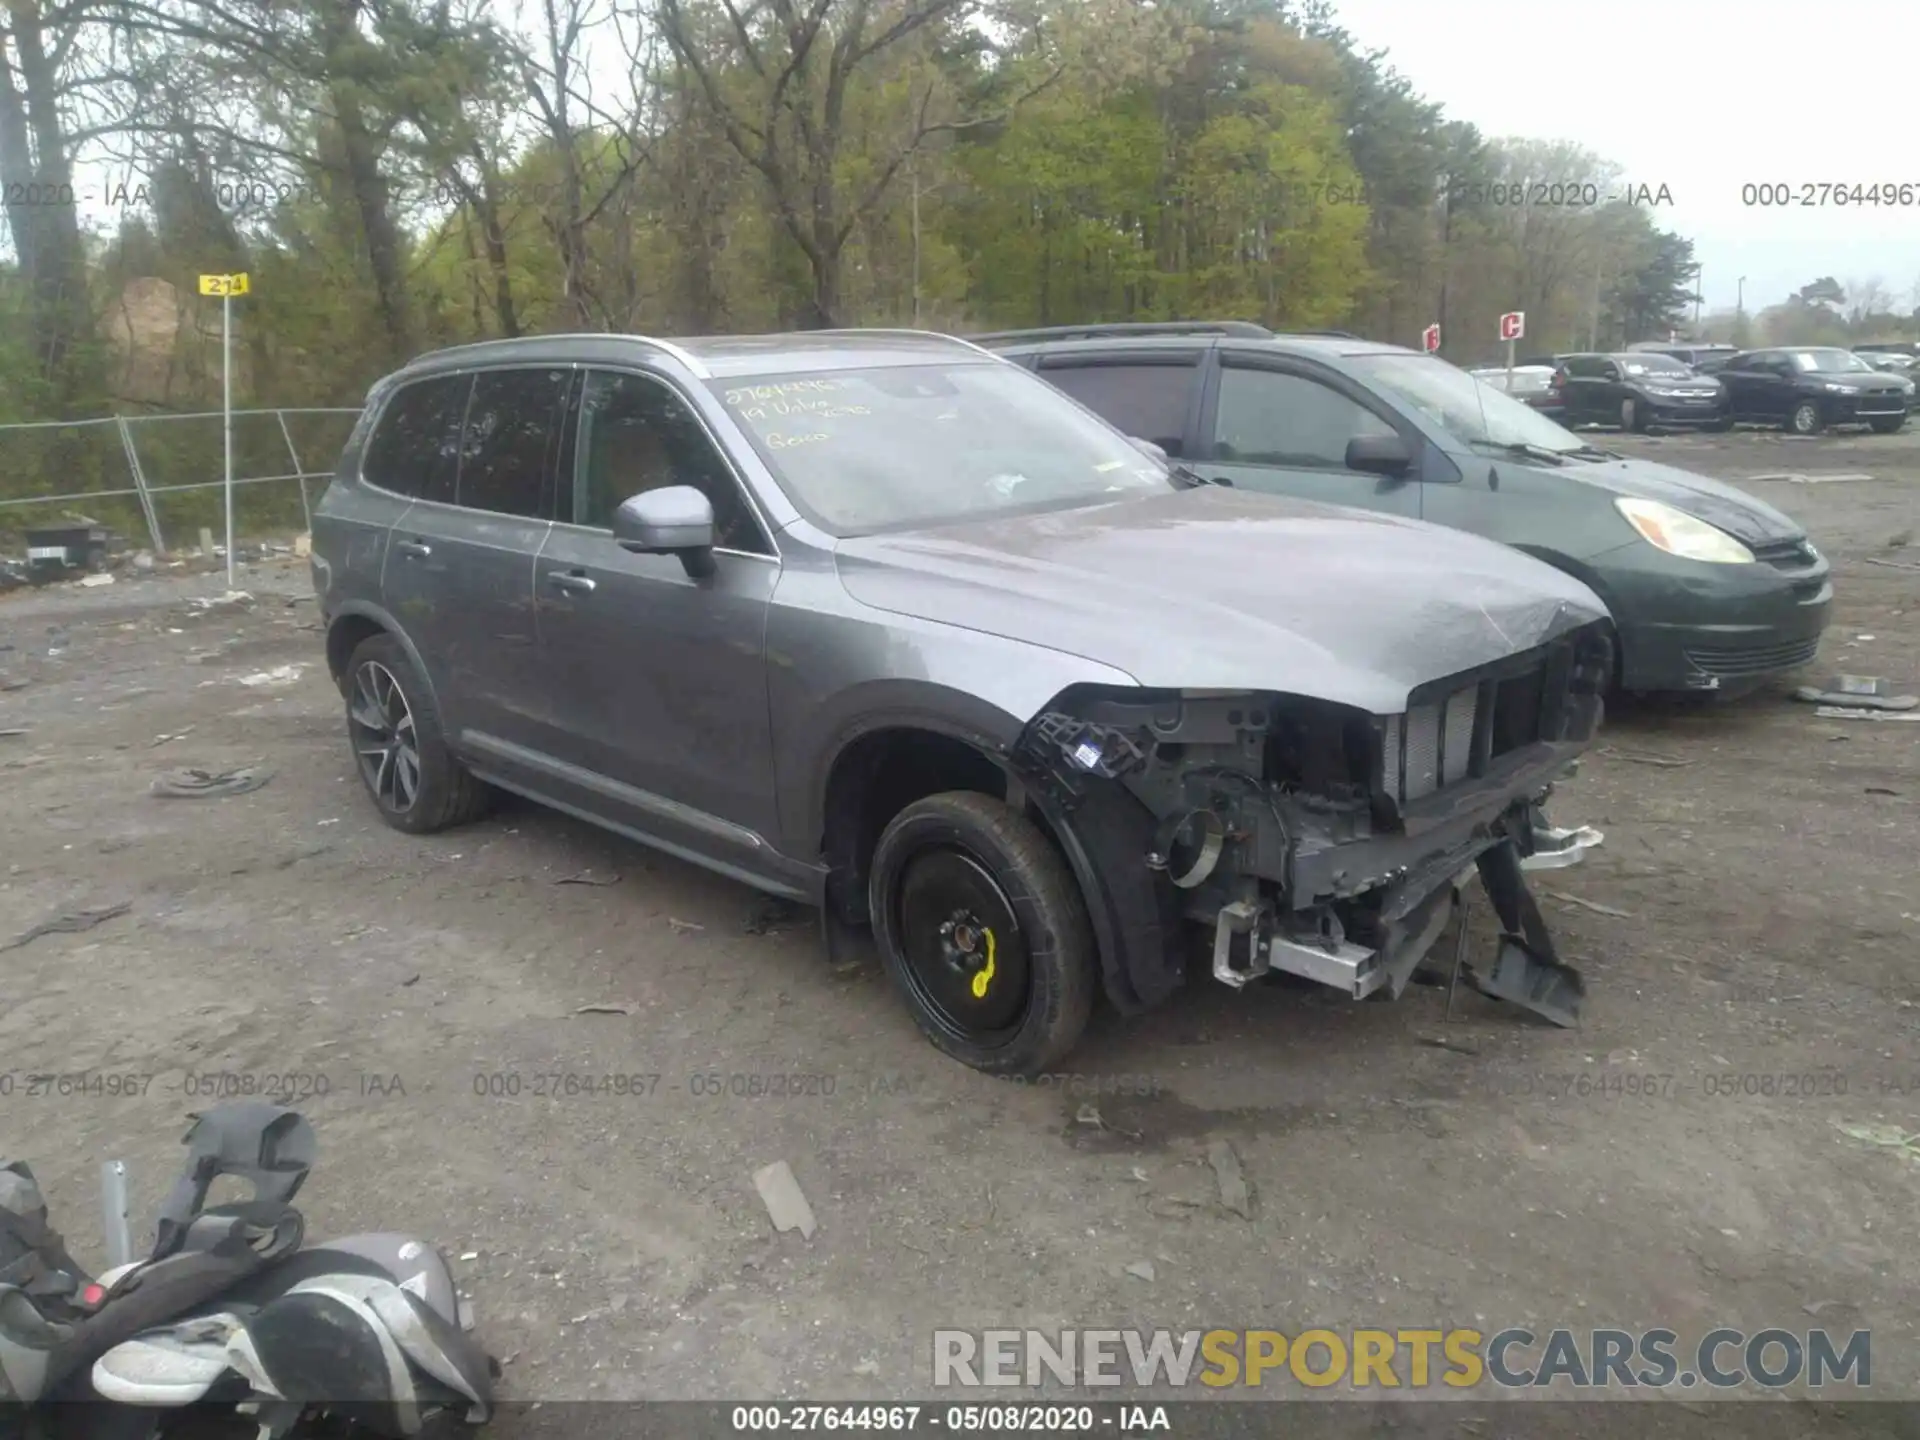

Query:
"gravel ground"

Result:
[[2, 428, 1917, 1430]]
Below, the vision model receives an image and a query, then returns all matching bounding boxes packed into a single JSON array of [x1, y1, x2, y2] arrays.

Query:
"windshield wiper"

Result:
[[1169, 461, 1232, 488], [1473, 439, 1569, 466]]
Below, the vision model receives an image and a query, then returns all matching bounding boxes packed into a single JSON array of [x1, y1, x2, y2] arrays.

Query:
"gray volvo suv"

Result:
[[312, 330, 1614, 1074]]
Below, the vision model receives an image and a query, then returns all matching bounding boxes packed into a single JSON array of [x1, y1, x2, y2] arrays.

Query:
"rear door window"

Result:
[[455, 368, 570, 519], [1036, 361, 1196, 457], [361, 373, 469, 504]]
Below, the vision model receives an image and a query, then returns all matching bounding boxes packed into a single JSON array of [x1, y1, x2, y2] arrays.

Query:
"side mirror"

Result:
[[1127, 436, 1169, 462], [1345, 432, 1414, 478], [613, 485, 717, 579]]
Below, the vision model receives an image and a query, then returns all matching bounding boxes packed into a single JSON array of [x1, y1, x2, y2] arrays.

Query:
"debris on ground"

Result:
[[149, 727, 194, 747], [1597, 746, 1692, 768], [1124, 1260, 1157, 1282], [753, 1160, 818, 1239], [238, 664, 305, 687], [1418, 1035, 1481, 1056], [77, 573, 115, 588], [1814, 707, 1920, 723], [667, 917, 705, 933], [151, 765, 274, 798], [293, 533, 312, 558], [744, 898, 809, 935], [1864, 557, 1920, 573], [1835, 1122, 1920, 1169], [187, 591, 254, 614], [0, 728, 27, 739], [2, 899, 133, 952], [555, 871, 620, 886], [573, 1002, 635, 1015], [1206, 1139, 1253, 1218], [1544, 889, 1635, 919], [1792, 675, 1918, 711]]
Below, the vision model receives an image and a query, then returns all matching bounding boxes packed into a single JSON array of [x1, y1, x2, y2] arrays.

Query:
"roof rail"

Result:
[[1280, 329, 1360, 339], [404, 331, 712, 379], [969, 320, 1275, 345], [812, 327, 1010, 362]]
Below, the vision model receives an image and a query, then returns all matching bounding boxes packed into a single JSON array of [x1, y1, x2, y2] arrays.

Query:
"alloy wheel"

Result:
[[348, 661, 422, 813]]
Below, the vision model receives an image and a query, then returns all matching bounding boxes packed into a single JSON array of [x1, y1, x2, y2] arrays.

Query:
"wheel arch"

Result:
[[325, 601, 440, 712]]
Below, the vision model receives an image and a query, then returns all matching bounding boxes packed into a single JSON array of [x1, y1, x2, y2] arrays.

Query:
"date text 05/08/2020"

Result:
[[728, 1405, 1173, 1432]]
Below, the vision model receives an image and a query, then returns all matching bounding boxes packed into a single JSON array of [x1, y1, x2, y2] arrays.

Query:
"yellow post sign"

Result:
[[197, 272, 250, 584]]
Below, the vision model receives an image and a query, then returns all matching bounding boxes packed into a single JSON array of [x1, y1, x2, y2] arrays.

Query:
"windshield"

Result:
[[1473, 368, 1552, 393], [1352, 353, 1587, 454], [1621, 355, 1692, 377], [711, 362, 1172, 534], [1792, 349, 1875, 374]]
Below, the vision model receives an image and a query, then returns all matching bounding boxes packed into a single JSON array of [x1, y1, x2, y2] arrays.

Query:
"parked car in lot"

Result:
[[1855, 349, 1916, 374], [1715, 347, 1913, 434], [1555, 351, 1730, 433], [312, 329, 1610, 1073], [982, 321, 1832, 699], [1853, 341, 1919, 360], [1468, 364, 1566, 420], [1627, 341, 1739, 368]]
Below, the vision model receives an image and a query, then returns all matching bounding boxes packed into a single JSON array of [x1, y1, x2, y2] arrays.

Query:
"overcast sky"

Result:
[[1329, 0, 1920, 316]]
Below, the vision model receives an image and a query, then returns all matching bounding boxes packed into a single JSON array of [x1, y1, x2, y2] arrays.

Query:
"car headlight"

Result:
[[1820, 382, 1851, 393], [1614, 498, 1755, 564]]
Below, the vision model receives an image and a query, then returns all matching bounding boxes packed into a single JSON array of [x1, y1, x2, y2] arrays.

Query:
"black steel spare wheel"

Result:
[[350, 660, 421, 814], [896, 850, 1031, 1039], [869, 791, 1096, 1075]]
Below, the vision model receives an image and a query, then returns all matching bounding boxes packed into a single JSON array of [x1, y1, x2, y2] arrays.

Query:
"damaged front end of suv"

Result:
[[1009, 622, 1614, 1028]]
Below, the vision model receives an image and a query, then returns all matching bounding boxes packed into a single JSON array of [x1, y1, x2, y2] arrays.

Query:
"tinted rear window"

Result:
[[362, 374, 468, 503], [1037, 362, 1195, 456], [456, 368, 570, 519]]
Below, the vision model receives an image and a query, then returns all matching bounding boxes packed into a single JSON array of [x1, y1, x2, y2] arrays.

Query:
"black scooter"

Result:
[[0, 1103, 494, 1439]]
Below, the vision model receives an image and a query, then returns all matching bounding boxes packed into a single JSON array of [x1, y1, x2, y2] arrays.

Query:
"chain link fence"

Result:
[[0, 408, 362, 555]]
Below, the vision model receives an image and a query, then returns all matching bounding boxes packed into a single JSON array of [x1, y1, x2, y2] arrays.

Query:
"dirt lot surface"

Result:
[[3, 428, 1918, 1427]]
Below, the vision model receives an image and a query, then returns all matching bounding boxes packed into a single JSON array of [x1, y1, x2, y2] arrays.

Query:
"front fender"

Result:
[[769, 594, 1138, 857]]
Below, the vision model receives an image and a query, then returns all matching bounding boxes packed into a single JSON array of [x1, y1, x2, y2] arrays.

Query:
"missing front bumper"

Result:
[[1209, 840, 1586, 1028]]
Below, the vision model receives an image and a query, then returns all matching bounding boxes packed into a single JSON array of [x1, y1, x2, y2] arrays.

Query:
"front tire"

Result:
[[1619, 397, 1644, 433], [1787, 400, 1824, 435], [1704, 417, 1734, 433], [1869, 416, 1906, 434], [343, 633, 493, 834], [869, 792, 1096, 1075]]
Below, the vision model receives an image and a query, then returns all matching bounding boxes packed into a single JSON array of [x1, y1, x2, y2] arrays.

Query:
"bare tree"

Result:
[[1, 0, 118, 408], [655, 0, 1052, 327], [513, 0, 656, 328]]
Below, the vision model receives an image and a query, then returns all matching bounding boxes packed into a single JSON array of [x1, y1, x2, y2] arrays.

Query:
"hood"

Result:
[[1631, 372, 1720, 393], [1806, 372, 1907, 392], [1550, 455, 1803, 543], [833, 488, 1608, 716]]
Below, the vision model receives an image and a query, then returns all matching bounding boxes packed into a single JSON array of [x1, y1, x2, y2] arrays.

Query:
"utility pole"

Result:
[[909, 155, 922, 328]]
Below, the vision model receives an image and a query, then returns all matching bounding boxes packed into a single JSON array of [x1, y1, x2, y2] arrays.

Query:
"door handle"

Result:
[[546, 570, 596, 595], [395, 539, 432, 559]]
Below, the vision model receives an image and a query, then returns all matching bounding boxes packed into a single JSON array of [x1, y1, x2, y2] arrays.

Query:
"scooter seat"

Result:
[[92, 1313, 242, 1405]]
